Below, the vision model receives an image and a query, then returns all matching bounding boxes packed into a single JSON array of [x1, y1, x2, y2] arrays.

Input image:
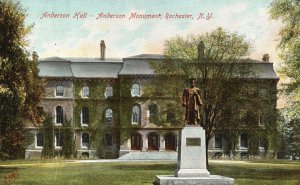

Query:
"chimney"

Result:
[[100, 40, 106, 60], [198, 41, 204, 62], [262, 54, 269, 62]]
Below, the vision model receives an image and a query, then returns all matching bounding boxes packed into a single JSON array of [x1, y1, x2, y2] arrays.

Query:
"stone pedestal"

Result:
[[175, 126, 210, 177], [155, 126, 234, 185]]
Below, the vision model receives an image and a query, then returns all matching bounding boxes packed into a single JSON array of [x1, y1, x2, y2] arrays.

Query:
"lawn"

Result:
[[0, 159, 299, 185]]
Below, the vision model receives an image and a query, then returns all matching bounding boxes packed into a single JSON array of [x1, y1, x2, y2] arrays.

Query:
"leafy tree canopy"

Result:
[[0, 0, 44, 159], [270, 0, 300, 117], [147, 28, 277, 164]]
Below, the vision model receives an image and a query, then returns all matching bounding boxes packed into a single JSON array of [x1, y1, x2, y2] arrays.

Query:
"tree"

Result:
[[61, 116, 75, 159], [148, 27, 278, 166], [41, 114, 54, 159], [278, 108, 300, 159], [270, 0, 300, 158], [0, 0, 44, 159], [270, 0, 300, 115]]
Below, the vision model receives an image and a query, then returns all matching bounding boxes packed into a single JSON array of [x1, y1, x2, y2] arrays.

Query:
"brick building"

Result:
[[25, 41, 279, 159]]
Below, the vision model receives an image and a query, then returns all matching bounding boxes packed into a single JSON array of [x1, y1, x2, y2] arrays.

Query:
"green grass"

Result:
[[0, 160, 299, 185]]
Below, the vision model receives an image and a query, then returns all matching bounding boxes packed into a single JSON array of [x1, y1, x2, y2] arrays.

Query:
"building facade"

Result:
[[25, 42, 279, 159]]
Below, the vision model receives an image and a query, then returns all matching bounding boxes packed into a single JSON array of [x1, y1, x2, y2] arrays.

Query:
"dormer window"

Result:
[[82, 85, 89, 97], [56, 85, 64, 97], [131, 83, 140, 97]]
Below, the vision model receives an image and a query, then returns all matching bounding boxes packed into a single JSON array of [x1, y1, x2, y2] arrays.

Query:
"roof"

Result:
[[38, 60, 74, 77], [38, 55, 278, 80], [118, 54, 163, 76], [251, 62, 279, 80], [124, 54, 165, 60], [38, 57, 122, 78], [71, 62, 122, 78]]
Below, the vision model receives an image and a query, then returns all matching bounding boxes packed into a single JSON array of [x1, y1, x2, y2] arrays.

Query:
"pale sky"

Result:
[[21, 0, 282, 66]]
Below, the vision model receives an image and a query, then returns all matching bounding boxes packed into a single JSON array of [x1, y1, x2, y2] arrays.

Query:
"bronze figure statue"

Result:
[[182, 78, 202, 125]]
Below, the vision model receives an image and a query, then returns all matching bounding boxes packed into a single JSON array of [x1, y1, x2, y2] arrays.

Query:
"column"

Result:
[[142, 132, 148, 151], [159, 133, 165, 151]]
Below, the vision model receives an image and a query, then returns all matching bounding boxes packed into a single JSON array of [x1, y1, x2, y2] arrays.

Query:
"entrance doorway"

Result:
[[148, 133, 159, 151], [165, 133, 176, 151], [131, 133, 142, 150]]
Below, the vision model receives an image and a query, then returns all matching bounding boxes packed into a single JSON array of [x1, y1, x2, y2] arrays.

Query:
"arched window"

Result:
[[131, 83, 140, 97], [240, 133, 248, 148], [132, 105, 141, 124], [105, 108, 113, 124], [82, 85, 89, 97], [167, 111, 175, 123], [56, 85, 64, 97], [148, 104, 158, 122], [36, 132, 44, 147], [105, 133, 113, 147], [56, 106, 63, 124], [82, 133, 89, 148], [104, 84, 113, 98], [81, 107, 89, 125]]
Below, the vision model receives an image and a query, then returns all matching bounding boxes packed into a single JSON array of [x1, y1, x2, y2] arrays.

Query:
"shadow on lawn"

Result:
[[0, 166, 19, 174], [209, 164, 300, 181], [112, 163, 176, 171]]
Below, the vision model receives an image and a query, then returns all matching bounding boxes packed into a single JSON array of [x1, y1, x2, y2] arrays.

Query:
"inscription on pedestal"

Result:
[[186, 138, 201, 146]]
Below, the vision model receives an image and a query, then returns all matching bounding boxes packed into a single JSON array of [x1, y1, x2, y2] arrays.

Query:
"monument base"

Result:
[[176, 169, 210, 177], [155, 175, 234, 185], [154, 126, 234, 185]]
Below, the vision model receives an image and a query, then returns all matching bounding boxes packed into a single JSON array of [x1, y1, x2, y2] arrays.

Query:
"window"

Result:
[[259, 88, 267, 96], [81, 107, 89, 125], [82, 133, 89, 148], [132, 105, 141, 124], [149, 104, 158, 123], [259, 114, 264, 126], [56, 85, 64, 97], [105, 108, 113, 124], [82, 85, 89, 97], [259, 139, 265, 149], [36, 132, 44, 147], [105, 133, 113, 147], [131, 83, 140, 97], [55, 132, 63, 148], [240, 133, 248, 148], [214, 134, 223, 149], [167, 111, 175, 123], [56, 106, 63, 124], [104, 84, 113, 98]]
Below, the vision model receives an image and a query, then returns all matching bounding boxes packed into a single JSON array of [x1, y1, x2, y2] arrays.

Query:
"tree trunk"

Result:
[[206, 137, 209, 168]]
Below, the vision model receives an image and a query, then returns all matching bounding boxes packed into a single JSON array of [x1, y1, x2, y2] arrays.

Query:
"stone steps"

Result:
[[118, 151, 177, 160]]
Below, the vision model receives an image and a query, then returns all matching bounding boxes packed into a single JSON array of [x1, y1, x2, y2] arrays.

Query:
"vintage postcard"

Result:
[[1, 0, 299, 185]]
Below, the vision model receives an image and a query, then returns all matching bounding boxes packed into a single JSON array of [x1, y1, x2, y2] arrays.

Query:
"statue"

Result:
[[182, 78, 202, 125]]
